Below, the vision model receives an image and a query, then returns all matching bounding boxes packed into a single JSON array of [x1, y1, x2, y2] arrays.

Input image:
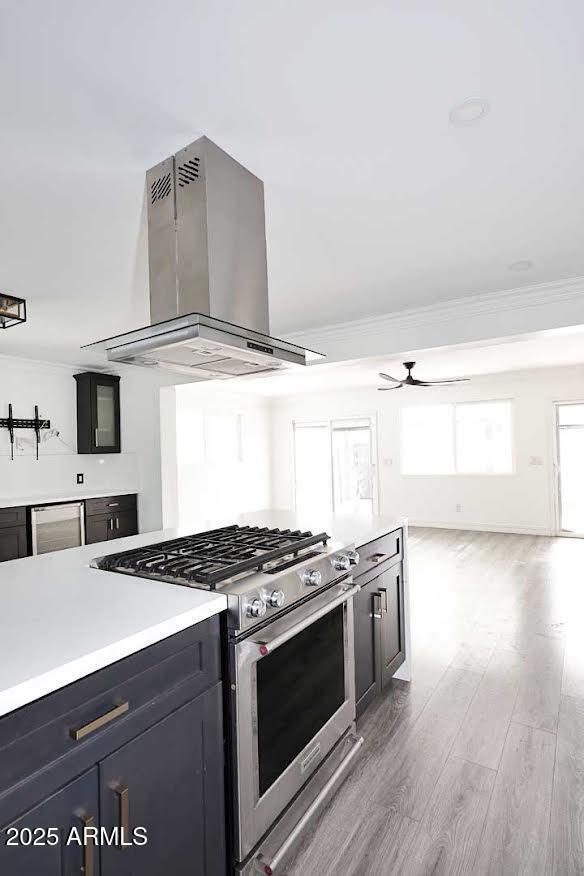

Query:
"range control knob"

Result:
[[246, 597, 267, 619], [331, 554, 351, 572], [267, 589, 285, 608], [301, 569, 322, 587], [347, 550, 360, 566]]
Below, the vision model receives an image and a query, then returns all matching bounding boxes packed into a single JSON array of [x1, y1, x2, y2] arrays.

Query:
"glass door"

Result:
[[293, 417, 377, 519], [91, 375, 120, 452], [556, 403, 584, 535], [332, 419, 374, 517]]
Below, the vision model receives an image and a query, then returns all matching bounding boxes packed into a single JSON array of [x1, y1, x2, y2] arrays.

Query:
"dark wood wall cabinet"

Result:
[[353, 528, 406, 718], [0, 617, 226, 875], [85, 494, 138, 545], [74, 372, 121, 454], [0, 507, 27, 563]]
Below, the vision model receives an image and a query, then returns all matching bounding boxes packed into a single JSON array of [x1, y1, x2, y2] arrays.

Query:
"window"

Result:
[[294, 418, 376, 519], [401, 401, 512, 475]]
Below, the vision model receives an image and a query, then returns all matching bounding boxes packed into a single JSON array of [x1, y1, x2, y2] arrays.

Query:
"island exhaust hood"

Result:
[[84, 136, 323, 378]]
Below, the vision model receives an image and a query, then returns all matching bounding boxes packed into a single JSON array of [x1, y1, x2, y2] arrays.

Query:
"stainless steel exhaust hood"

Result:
[[84, 136, 323, 378]]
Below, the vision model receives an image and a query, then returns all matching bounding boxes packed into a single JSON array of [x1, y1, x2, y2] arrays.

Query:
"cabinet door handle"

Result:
[[379, 588, 388, 614], [373, 592, 383, 619], [109, 517, 114, 531], [116, 517, 120, 530], [117, 786, 130, 848], [94, 428, 100, 448], [81, 814, 95, 876], [108, 502, 119, 508], [70, 701, 129, 741]]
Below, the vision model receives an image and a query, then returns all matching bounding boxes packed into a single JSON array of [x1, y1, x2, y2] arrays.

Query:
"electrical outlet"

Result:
[[77, 473, 84, 485], [456, 503, 462, 512]]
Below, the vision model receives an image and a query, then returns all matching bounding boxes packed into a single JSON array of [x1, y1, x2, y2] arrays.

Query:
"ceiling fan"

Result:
[[378, 361, 470, 391]]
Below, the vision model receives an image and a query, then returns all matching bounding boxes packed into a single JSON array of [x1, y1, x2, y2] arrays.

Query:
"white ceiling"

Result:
[[2, 2, 584, 363], [229, 327, 584, 396]]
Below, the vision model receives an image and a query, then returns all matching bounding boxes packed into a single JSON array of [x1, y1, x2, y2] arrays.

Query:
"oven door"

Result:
[[231, 579, 359, 862]]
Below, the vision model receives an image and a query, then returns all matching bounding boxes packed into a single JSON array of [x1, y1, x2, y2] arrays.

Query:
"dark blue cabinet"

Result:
[[100, 684, 225, 876], [0, 618, 226, 875], [0, 769, 99, 876]]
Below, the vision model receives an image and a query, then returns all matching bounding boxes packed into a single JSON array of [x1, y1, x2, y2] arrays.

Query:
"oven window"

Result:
[[256, 604, 345, 797]]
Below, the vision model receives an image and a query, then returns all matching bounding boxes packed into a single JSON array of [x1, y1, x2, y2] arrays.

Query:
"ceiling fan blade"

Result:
[[377, 384, 403, 391], [379, 372, 402, 383], [417, 377, 470, 384]]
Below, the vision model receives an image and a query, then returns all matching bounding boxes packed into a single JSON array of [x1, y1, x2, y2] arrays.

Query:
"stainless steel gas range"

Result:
[[92, 524, 365, 874]]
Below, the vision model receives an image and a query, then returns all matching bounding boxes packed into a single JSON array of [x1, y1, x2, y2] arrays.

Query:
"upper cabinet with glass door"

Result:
[[74, 372, 121, 454]]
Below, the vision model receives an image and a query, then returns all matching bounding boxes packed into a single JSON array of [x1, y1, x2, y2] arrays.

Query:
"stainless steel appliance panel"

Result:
[[30, 503, 85, 555], [231, 579, 358, 861]]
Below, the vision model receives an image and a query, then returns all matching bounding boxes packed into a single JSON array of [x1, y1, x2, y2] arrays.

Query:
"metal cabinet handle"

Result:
[[373, 592, 383, 619], [368, 552, 395, 565], [109, 517, 114, 531], [70, 701, 129, 741], [116, 517, 120, 530], [94, 428, 100, 448], [117, 786, 130, 849], [108, 502, 119, 507], [379, 588, 388, 614], [81, 814, 95, 876]]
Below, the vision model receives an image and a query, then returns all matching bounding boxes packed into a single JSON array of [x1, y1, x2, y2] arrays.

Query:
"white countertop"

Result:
[[0, 510, 407, 719], [0, 488, 138, 509], [235, 509, 406, 549], [0, 528, 226, 718]]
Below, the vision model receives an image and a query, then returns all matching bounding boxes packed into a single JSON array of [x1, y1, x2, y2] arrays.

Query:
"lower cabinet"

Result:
[[0, 619, 226, 875], [0, 769, 99, 876], [99, 684, 225, 876], [84, 495, 138, 545], [0, 524, 27, 562], [354, 552, 406, 717]]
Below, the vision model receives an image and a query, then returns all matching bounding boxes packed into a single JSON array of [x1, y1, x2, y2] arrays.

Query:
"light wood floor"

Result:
[[287, 527, 584, 875]]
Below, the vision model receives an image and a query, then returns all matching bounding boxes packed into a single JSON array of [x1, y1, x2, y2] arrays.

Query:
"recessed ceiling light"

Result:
[[508, 260, 533, 272], [449, 97, 490, 127]]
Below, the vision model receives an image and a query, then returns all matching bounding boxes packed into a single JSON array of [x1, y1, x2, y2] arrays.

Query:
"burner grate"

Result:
[[95, 525, 329, 587]]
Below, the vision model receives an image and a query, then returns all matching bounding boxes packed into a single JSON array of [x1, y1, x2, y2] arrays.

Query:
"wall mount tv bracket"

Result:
[[0, 404, 51, 460]]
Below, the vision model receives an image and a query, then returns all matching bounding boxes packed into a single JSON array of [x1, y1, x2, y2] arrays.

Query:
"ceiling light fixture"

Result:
[[449, 96, 490, 127], [0, 293, 26, 329], [508, 260, 533, 272]]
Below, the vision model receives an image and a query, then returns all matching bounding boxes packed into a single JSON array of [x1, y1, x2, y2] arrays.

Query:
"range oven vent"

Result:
[[150, 172, 172, 205], [177, 157, 200, 187]]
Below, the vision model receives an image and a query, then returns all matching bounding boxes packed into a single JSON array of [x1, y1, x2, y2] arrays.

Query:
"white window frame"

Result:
[[292, 415, 379, 514], [400, 398, 515, 477]]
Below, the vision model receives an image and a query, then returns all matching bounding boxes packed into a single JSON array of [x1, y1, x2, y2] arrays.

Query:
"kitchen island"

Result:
[[0, 511, 409, 875]]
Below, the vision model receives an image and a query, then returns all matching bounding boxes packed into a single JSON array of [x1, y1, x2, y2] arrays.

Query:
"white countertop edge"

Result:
[[0, 594, 226, 719], [0, 488, 139, 509]]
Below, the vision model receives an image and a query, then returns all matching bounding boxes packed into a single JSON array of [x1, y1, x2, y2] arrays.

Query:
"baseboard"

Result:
[[407, 519, 553, 536]]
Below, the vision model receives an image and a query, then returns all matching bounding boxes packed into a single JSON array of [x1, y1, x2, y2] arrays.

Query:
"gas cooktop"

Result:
[[91, 524, 330, 589], [92, 523, 357, 635]]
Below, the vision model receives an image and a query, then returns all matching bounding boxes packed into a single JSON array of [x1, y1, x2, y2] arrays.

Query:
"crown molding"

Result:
[[283, 276, 584, 347]]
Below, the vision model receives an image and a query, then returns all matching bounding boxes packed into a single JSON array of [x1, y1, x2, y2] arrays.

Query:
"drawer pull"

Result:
[[81, 814, 95, 876], [108, 502, 120, 507], [368, 551, 395, 564], [70, 701, 129, 741], [117, 786, 130, 848]]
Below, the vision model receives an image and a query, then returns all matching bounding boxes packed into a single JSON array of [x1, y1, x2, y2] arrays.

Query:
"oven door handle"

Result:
[[250, 583, 360, 656]]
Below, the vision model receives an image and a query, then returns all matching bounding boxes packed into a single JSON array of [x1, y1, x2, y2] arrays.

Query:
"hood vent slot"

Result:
[[178, 157, 200, 187], [150, 172, 172, 205]]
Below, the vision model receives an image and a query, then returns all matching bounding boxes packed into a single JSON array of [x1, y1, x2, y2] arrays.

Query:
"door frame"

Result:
[[552, 400, 584, 537]]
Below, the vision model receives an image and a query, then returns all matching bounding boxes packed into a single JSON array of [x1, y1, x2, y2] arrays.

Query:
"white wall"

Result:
[[160, 384, 272, 530], [0, 355, 174, 533], [269, 365, 584, 536]]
